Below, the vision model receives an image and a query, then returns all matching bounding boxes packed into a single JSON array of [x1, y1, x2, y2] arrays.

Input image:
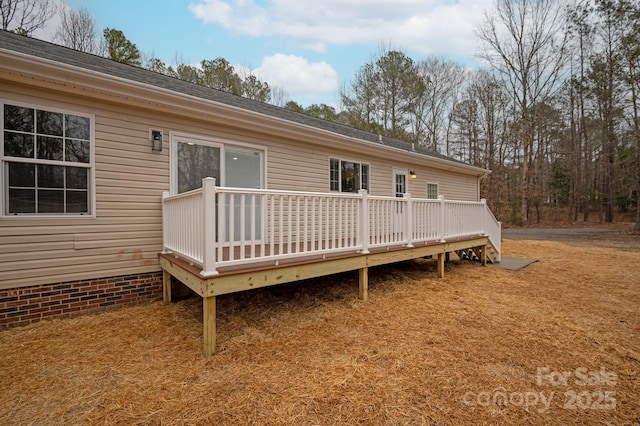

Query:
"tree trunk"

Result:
[[636, 145, 640, 231], [604, 52, 616, 223], [521, 128, 530, 225], [632, 81, 640, 231]]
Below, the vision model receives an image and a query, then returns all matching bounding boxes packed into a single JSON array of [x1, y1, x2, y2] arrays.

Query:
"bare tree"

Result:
[[0, 0, 53, 35], [477, 0, 568, 224], [567, 1, 595, 222], [54, 4, 97, 53], [416, 57, 467, 153], [579, 0, 638, 223], [269, 85, 289, 107]]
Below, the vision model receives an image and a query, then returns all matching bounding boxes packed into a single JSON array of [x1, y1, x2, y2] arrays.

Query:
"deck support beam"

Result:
[[203, 296, 216, 357], [163, 270, 172, 303], [437, 252, 445, 279], [359, 267, 368, 301]]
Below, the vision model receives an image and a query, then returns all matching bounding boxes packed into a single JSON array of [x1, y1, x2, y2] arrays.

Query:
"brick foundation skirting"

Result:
[[0, 272, 164, 330]]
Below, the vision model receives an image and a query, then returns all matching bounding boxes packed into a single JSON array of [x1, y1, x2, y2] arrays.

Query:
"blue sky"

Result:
[[41, 0, 493, 107]]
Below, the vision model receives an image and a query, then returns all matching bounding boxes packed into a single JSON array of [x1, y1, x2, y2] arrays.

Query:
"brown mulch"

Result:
[[1, 240, 639, 425]]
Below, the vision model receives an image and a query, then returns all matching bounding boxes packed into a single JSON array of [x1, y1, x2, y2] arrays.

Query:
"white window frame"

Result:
[[329, 157, 369, 193], [1, 100, 96, 218], [169, 132, 266, 195], [427, 182, 439, 199]]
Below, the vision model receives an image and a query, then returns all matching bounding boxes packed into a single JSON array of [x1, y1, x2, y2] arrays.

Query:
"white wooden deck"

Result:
[[160, 178, 502, 356]]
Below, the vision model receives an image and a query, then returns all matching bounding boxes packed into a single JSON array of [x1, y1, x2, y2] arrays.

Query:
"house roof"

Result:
[[0, 30, 487, 175]]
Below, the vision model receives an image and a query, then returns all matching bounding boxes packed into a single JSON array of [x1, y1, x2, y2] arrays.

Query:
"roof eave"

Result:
[[0, 47, 490, 177]]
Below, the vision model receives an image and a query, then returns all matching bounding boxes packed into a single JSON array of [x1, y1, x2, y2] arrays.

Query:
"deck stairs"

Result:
[[455, 241, 499, 264]]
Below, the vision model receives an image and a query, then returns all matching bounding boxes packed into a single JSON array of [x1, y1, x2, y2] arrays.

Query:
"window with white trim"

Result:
[[329, 158, 369, 193], [2, 103, 93, 215], [427, 182, 439, 199]]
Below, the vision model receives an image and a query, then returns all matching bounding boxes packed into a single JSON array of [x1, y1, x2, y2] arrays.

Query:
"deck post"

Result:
[[437, 252, 445, 278], [202, 178, 219, 277], [359, 267, 369, 301], [161, 191, 170, 254], [358, 189, 370, 254], [162, 270, 172, 303], [438, 196, 446, 242], [403, 193, 414, 248], [203, 296, 216, 357], [481, 198, 488, 241], [480, 245, 487, 266]]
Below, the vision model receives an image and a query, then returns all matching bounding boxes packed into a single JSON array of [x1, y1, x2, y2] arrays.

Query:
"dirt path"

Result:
[[502, 225, 640, 251]]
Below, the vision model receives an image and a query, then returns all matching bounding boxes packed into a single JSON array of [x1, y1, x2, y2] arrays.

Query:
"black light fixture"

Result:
[[409, 170, 417, 180], [150, 130, 163, 152]]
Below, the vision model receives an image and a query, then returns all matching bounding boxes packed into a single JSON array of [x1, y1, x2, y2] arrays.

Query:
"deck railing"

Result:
[[162, 178, 501, 276]]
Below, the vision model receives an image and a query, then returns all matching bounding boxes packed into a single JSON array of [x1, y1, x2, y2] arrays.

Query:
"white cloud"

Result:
[[252, 54, 338, 102], [188, 0, 493, 57]]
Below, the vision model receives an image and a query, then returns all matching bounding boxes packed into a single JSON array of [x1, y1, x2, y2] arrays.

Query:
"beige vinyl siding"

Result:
[[366, 160, 393, 196], [266, 143, 327, 192], [408, 167, 479, 201]]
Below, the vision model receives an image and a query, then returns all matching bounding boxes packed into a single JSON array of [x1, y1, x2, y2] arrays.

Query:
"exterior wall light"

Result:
[[409, 171, 417, 180], [150, 129, 163, 152]]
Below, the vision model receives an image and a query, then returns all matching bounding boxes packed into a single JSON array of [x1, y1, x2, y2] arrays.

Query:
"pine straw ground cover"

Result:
[[1, 240, 639, 425]]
